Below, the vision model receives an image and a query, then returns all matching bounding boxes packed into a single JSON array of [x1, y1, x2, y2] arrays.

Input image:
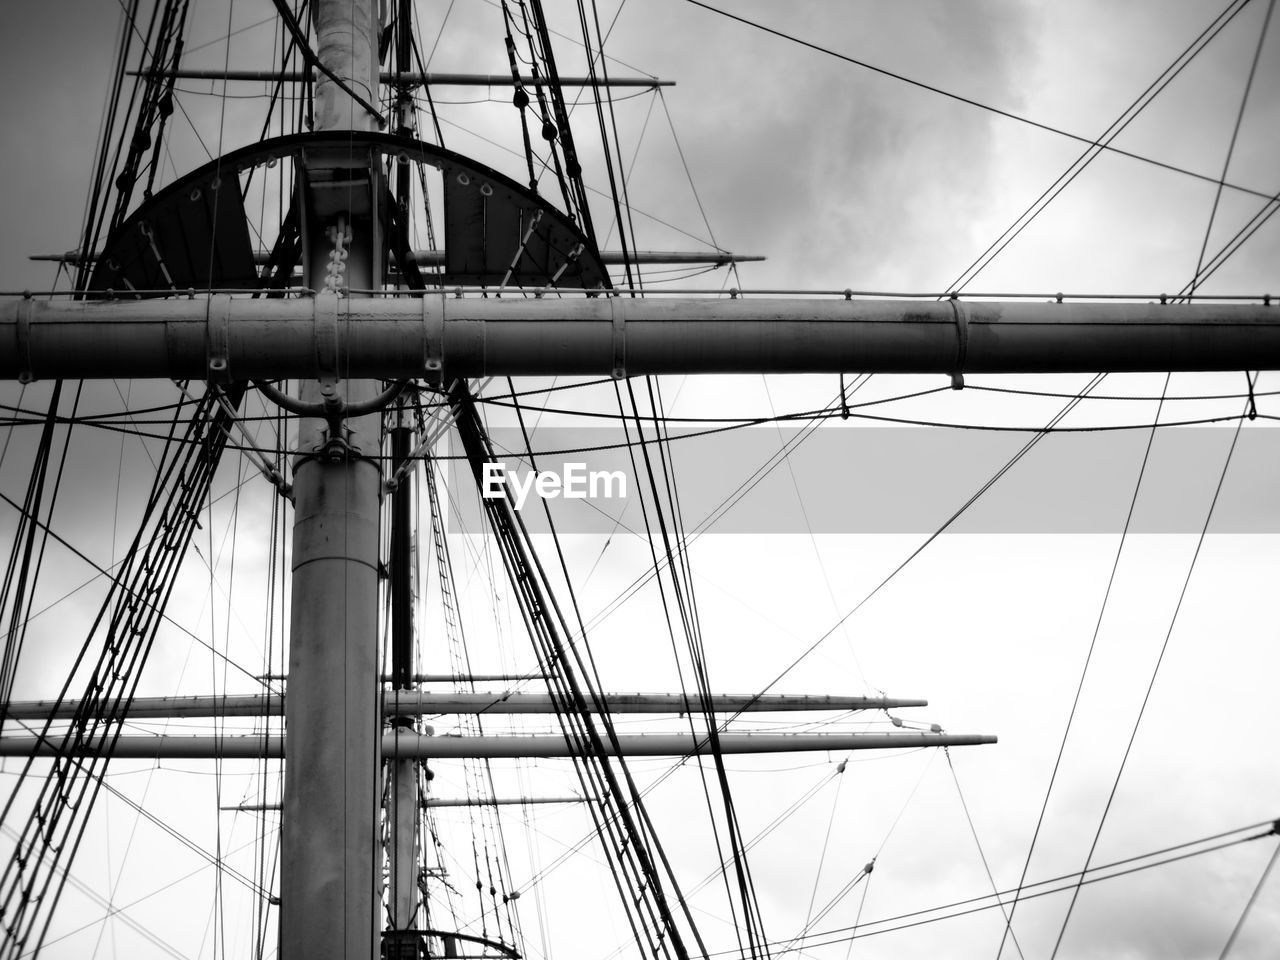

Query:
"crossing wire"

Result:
[[0, 385, 245, 959], [1048, 407, 1249, 958], [505, 379, 721, 959], [727, 821, 1279, 953], [611, 376, 763, 959], [994, 373, 1171, 959], [422, 439, 527, 952], [613, 378, 751, 954], [1217, 837, 1280, 958], [684, 0, 1275, 203], [946, 0, 1255, 294], [449, 383, 708, 960], [636, 375, 771, 959], [1187, 0, 1276, 299]]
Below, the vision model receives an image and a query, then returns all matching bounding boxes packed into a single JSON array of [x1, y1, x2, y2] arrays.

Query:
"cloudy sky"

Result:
[[1, 1, 1279, 959]]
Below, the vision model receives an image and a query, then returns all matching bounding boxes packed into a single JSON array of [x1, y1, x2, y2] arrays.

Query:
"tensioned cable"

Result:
[[591, 763, 847, 960], [575, 0, 640, 289], [652, 371, 772, 952], [478, 0, 660, 80], [20, 831, 267, 960], [759, 375, 874, 693], [36, 370, 1266, 426], [684, 0, 1275, 203], [1188, 0, 1275, 299], [994, 372, 1171, 959], [0, 737, 271, 901], [944, 749, 1025, 960], [502, 383, 711, 958], [790, 766, 846, 958], [13, 405, 1268, 463], [704, 374, 1107, 738], [1047, 406, 1249, 957], [1177, 186, 1280, 295], [946, 0, 1254, 294], [619, 376, 765, 958], [454, 386, 702, 960], [712, 821, 1278, 953], [635, 376, 755, 937], [0, 486, 276, 692], [12, 388, 242, 959], [1, 827, 191, 960], [418, 392, 528, 949], [658, 89, 726, 255], [608, 379, 750, 954], [475, 382, 1273, 419], [1217, 837, 1280, 958], [269, 0, 384, 126], [429, 111, 725, 250]]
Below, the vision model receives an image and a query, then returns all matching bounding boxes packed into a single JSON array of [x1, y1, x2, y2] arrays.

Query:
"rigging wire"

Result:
[[943, 750, 1025, 960], [6, 402, 1276, 448], [0, 460, 277, 692], [994, 372, 1171, 959], [700, 374, 1109, 737], [944, 0, 1255, 294], [2, 1, 1269, 957], [1047, 406, 1249, 958], [451, 384, 706, 960], [684, 0, 1276, 203], [793, 762, 847, 956], [612, 375, 762, 958], [1216, 836, 1280, 959], [577, 0, 642, 288], [269, 0, 385, 126], [707, 821, 1279, 953], [1176, 189, 1280, 295], [641, 374, 772, 958], [502, 381, 713, 959], [1187, 0, 1276, 300]]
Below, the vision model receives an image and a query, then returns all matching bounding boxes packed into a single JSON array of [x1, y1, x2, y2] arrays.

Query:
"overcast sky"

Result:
[[1, 2, 1279, 959]]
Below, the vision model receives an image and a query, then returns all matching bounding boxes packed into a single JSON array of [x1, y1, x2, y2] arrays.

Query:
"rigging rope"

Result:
[[269, 0, 386, 127], [1047, 407, 1249, 958], [684, 0, 1275, 203], [450, 382, 707, 960], [728, 821, 1279, 953], [944, 0, 1255, 294], [995, 372, 1170, 958], [1187, 0, 1276, 300], [1217, 834, 1280, 959], [0, 385, 245, 958]]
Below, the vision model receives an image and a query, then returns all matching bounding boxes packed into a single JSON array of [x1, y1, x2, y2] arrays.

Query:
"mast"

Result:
[[3, 4, 1275, 956], [280, 2, 382, 959], [387, 0, 422, 943]]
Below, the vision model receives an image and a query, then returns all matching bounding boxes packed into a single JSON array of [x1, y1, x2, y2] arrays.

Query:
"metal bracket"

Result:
[[423, 293, 443, 383], [206, 294, 232, 382], [256, 377, 410, 463], [609, 295, 626, 380], [313, 292, 340, 383], [16, 295, 35, 384], [948, 295, 968, 390]]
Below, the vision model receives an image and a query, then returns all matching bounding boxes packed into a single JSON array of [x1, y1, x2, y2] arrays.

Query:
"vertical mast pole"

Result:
[[387, 0, 422, 940], [387, 422, 421, 936], [281, 2, 383, 959]]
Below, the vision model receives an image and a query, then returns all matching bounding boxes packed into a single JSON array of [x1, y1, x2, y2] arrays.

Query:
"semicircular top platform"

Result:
[[88, 132, 610, 296]]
